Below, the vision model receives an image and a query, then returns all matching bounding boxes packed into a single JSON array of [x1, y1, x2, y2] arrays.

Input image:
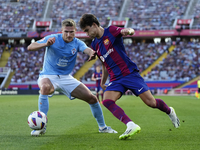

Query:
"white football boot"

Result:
[[168, 107, 180, 128], [31, 126, 46, 136], [119, 124, 141, 140], [99, 126, 118, 133]]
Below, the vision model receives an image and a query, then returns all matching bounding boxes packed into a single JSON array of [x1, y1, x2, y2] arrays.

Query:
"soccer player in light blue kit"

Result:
[[27, 19, 117, 136], [79, 14, 180, 140]]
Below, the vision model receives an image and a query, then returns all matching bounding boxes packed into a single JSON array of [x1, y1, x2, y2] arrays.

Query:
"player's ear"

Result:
[[93, 23, 97, 27]]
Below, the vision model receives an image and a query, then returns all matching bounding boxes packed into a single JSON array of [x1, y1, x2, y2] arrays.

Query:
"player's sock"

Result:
[[155, 98, 171, 114], [38, 94, 49, 116], [89, 102, 106, 127], [102, 99, 132, 125]]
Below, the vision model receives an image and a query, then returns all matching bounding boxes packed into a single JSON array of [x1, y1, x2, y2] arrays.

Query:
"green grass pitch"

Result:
[[0, 95, 199, 150]]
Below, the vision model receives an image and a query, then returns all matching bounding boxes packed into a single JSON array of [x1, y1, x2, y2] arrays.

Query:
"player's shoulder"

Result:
[[45, 33, 61, 39], [73, 37, 84, 44], [108, 25, 122, 31]]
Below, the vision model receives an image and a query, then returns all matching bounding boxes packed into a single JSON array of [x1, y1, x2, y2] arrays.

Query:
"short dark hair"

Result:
[[79, 14, 100, 29], [62, 19, 76, 28]]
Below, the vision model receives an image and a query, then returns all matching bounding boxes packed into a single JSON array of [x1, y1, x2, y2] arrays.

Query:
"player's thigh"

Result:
[[38, 78, 54, 95], [103, 91, 122, 101], [139, 90, 156, 107], [71, 83, 97, 103]]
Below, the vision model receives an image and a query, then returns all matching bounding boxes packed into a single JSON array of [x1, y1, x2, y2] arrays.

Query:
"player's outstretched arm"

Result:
[[83, 48, 97, 61], [27, 37, 55, 51], [120, 28, 135, 36]]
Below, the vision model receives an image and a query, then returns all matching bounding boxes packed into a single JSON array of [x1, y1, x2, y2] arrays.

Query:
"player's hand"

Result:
[[88, 51, 97, 61], [46, 37, 55, 46], [101, 84, 107, 91], [121, 28, 135, 36]]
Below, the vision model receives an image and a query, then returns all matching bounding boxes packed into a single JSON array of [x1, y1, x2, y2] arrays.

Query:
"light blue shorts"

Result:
[[38, 74, 81, 100]]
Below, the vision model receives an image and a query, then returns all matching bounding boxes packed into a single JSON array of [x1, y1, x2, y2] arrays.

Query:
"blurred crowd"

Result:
[[0, 0, 193, 31], [5, 44, 44, 83], [50, 0, 123, 31], [0, 0, 46, 32], [0, 45, 4, 59], [144, 40, 200, 81], [126, 0, 189, 30]]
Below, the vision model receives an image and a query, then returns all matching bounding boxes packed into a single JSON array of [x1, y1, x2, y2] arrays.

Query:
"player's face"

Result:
[[96, 66, 101, 72], [82, 24, 97, 39], [62, 26, 76, 43]]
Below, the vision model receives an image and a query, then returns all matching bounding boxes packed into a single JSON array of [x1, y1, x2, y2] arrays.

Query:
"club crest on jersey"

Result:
[[71, 48, 77, 55], [104, 39, 109, 45]]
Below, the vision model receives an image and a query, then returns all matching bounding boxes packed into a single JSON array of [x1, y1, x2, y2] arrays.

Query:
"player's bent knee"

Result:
[[146, 100, 156, 108], [40, 84, 52, 95], [87, 94, 98, 104]]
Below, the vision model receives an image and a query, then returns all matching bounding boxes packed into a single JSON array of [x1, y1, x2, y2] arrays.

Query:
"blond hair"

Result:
[[62, 19, 76, 28]]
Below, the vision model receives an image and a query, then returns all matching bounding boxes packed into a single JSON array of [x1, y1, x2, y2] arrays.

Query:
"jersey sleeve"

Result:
[[109, 25, 123, 38], [36, 35, 54, 44], [92, 72, 95, 78], [77, 38, 88, 52]]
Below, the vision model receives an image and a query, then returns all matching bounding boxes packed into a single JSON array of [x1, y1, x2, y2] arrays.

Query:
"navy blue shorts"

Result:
[[105, 72, 149, 96], [95, 86, 103, 93]]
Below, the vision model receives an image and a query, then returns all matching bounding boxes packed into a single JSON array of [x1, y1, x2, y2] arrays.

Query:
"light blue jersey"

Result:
[[37, 34, 88, 75]]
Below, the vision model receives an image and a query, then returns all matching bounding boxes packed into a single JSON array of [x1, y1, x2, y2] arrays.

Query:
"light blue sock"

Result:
[[38, 94, 49, 116], [89, 102, 106, 128]]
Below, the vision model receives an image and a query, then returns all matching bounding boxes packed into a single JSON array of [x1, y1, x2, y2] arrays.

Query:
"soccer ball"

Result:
[[28, 111, 47, 130]]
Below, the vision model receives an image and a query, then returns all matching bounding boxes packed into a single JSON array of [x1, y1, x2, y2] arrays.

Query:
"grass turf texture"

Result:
[[0, 95, 199, 150]]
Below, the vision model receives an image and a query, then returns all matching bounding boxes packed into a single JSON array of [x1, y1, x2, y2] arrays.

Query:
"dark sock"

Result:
[[102, 99, 132, 125], [155, 99, 171, 114]]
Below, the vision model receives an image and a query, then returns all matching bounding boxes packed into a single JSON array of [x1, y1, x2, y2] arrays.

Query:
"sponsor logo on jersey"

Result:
[[56, 56, 68, 67], [104, 39, 109, 45], [99, 48, 114, 62], [71, 48, 77, 55]]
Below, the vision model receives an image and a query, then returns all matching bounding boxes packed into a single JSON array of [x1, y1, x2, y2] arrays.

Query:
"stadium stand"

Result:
[[0, 0, 46, 32], [144, 40, 200, 81], [6, 44, 45, 83], [125, 0, 190, 30], [50, 0, 123, 31]]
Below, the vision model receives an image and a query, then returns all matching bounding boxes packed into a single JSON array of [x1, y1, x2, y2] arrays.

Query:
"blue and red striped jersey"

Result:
[[91, 25, 139, 82], [92, 71, 102, 87]]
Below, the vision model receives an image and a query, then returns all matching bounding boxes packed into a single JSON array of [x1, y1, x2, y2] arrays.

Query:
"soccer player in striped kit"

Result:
[[79, 14, 180, 140], [91, 65, 104, 102]]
